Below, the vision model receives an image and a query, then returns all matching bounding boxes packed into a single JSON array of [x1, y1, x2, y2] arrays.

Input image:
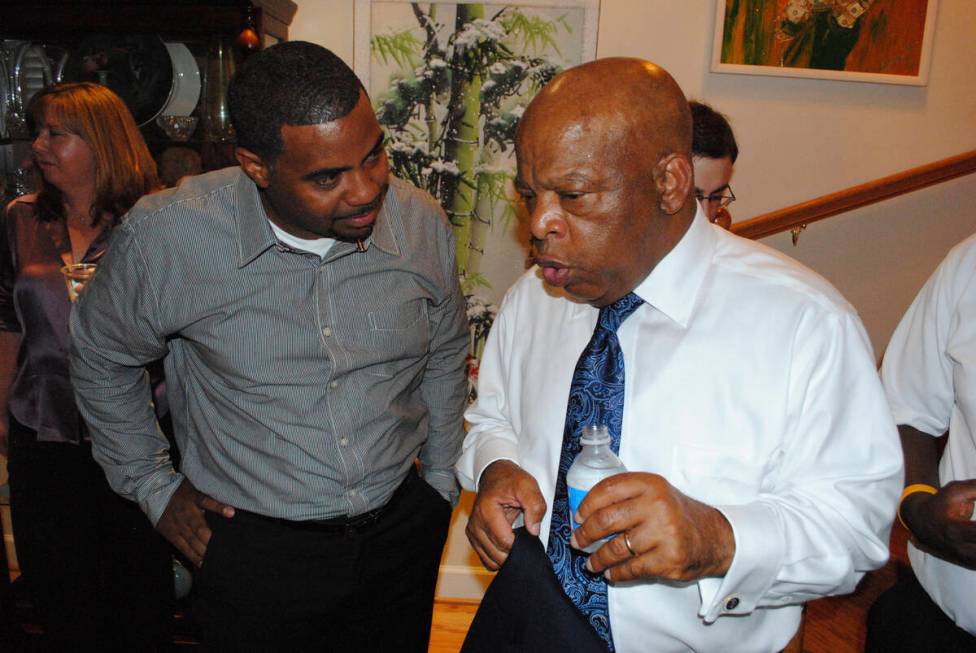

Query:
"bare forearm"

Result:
[[899, 423, 944, 528], [0, 331, 21, 443], [900, 424, 943, 486], [898, 424, 976, 566]]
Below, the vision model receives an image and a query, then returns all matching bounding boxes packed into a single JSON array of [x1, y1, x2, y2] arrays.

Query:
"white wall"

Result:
[[291, 0, 976, 349], [288, 0, 976, 597]]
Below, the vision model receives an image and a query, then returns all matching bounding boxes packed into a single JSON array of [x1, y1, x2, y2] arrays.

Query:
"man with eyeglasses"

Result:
[[690, 101, 737, 229]]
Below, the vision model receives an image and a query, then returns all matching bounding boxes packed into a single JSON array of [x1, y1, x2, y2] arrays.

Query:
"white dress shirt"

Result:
[[458, 209, 903, 652], [881, 232, 976, 635]]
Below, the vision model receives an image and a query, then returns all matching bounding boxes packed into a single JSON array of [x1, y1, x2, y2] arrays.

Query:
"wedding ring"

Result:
[[623, 531, 638, 557]]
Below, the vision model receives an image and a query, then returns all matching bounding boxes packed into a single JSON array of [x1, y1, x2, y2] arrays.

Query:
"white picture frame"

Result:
[[711, 0, 939, 86]]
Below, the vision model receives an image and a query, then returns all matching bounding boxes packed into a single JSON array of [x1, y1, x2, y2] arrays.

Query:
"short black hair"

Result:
[[228, 41, 364, 163], [689, 101, 738, 163]]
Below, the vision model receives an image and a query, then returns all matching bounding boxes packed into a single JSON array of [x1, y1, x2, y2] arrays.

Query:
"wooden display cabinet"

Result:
[[0, 0, 296, 193]]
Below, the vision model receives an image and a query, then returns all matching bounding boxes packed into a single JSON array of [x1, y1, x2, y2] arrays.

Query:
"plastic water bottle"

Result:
[[566, 424, 627, 553]]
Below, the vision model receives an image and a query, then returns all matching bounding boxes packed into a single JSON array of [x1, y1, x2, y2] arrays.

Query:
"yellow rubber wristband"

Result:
[[897, 483, 938, 530]]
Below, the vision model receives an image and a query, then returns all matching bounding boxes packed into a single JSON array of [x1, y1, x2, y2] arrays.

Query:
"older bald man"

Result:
[[456, 58, 902, 653]]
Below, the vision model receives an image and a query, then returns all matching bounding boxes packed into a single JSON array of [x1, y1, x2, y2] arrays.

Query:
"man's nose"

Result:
[[345, 166, 382, 206], [528, 196, 565, 241]]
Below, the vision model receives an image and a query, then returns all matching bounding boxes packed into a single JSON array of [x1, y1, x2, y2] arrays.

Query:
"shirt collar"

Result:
[[633, 204, 716, 328], [364, 178, 400, 258], [234, 170, 402, 267], [235, 169, 277, 268]]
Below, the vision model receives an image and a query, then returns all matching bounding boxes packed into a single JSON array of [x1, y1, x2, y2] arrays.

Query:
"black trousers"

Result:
[[191, 467, 453, 653], [6, 416, 174, 652], [865, 565, 976, 653]]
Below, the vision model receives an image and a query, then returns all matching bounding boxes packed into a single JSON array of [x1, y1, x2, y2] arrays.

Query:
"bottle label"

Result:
[[568, 484, 622, 550], [568, 486, 587, 530]]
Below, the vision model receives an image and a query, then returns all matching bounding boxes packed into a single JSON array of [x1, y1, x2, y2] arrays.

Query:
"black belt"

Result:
[[235, 466, 419, 532]]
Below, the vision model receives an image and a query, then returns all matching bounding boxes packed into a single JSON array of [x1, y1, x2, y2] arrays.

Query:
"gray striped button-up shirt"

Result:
[[69, 167, 469, 525]]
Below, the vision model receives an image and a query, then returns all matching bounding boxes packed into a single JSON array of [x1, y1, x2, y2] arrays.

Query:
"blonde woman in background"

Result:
[[0, 82, 172, 651]]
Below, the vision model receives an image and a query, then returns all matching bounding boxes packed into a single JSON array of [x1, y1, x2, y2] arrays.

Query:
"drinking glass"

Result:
[[61, 263, 98, 302]]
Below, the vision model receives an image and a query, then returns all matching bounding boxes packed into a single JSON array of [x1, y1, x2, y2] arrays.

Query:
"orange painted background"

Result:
[[846, 0, 929, 75], [721, 0, 931, 76]]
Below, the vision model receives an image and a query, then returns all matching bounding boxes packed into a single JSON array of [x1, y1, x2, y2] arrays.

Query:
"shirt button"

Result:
[[348, 488, 357, 496], [328, 380, 338, 390], [321, 326, 332, 337], [724, 596, 740, 611], [339, 437, 349, 446]]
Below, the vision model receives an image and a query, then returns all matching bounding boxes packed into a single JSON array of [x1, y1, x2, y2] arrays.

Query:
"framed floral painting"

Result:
[[354, 0, 600, 399], [712, 0, 939, 85]]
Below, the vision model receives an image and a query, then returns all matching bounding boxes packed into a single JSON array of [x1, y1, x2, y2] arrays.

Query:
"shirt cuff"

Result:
[[141, 469, 186, 527], [698, 501, 784, 622], [423, 468, 461, 507], [462, 433, 520, 491]]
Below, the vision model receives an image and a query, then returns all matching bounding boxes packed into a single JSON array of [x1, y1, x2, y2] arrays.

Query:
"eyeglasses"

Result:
[[695, 186, 736, 208]]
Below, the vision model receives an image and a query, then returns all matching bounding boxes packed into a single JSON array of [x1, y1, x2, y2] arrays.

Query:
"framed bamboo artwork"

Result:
[[354, 0, 600, 399], [712, 0, 939, 85]]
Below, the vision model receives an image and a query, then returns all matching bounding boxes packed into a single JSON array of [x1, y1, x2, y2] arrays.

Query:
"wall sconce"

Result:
[[237, 3, 260, 53]]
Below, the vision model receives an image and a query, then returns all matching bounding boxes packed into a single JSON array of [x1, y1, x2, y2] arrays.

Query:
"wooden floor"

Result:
[[429, 599, 480, 653], [3, 502, 908, 653], [429, 524, 909, 653]]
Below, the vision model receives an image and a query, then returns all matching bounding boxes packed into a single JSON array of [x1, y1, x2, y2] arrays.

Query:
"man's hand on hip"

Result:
[[156, 478, 236, 567], [466, 460, 547, 571], [572, 472, 735, 583]]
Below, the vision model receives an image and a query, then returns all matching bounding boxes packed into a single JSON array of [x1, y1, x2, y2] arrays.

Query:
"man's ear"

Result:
[[653, 153, 694, 216], [235, 147, 272, 189]]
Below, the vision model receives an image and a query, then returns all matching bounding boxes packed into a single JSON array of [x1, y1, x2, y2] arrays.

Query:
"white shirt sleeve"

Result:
[[881, 251, 960, 435], [700, 309, 903, 620], [456, 290, 521, 490]]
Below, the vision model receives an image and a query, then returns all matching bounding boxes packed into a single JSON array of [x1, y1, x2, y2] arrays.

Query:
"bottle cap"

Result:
[[580, 424, 611, 445]]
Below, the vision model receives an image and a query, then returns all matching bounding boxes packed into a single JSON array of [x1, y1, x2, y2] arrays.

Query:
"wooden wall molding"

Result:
[[731, 150, 976, 240]]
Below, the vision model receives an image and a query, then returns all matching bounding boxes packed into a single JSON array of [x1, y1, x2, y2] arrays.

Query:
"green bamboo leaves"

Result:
[[371, 3, 573, 399]]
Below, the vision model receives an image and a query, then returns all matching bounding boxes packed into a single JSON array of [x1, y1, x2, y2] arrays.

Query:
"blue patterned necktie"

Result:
[[546, 292, 644, 651]]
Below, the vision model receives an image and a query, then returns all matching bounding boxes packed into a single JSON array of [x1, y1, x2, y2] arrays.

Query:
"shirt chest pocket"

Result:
[[359, 298, 431, 377], [670, 444, 769, 506]]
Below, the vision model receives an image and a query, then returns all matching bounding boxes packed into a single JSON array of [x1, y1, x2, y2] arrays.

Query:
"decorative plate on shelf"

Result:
[[0, 47, 9, 139], [161, 42, 200, 117], [61, 35, 173, 127], [4, 42, 52, 138], [13, 42, 53, 106]]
